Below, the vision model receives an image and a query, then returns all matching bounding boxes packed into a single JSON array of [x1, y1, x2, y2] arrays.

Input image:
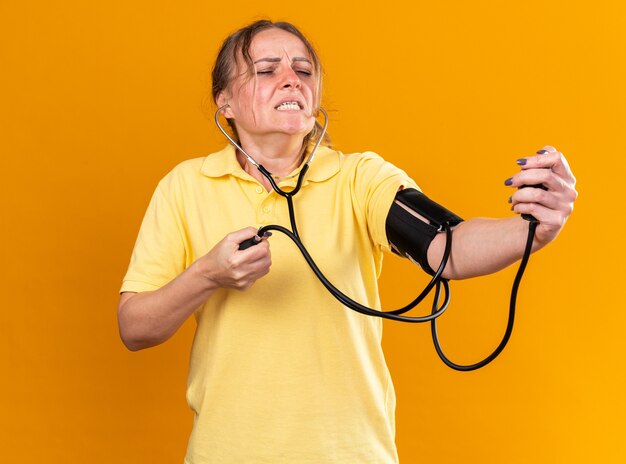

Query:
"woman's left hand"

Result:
[[506, 145, 578, 246]]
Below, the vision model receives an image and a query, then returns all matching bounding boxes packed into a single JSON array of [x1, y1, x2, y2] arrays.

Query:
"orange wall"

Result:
[[1, 1, 625, 462]]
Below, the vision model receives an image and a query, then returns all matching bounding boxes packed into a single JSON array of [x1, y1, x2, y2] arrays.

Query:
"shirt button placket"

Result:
[[258, 195, 276, 225]]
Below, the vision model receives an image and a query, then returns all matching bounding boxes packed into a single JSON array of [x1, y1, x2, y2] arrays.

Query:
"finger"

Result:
[[512, 201, 568, 229], [237, 237, 271, 260], [516, 147, 576, 184], [244, 231, 273, 246], [236, 251, 273, 285], [229, 227, 262, 252], [248, 252, 272, 274], [250, 238, 271, 254], [228, 227, 260, 244], [505, 168, 567, 192], [538, 145, 558, 154], [510, 185, 561, 210]]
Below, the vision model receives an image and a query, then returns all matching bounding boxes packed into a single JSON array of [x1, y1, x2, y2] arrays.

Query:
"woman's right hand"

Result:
[[197, 227, 272, 291], [118, 227, 272, 350]]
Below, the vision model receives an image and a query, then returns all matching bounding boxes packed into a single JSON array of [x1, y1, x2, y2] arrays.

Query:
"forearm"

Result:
[[428, 216, 543, 280], [425, 146, 577, 280], [118, 228, 272, 351], [118, 261, 218, 351]]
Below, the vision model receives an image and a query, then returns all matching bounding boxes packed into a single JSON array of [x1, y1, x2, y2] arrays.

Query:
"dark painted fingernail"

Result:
[[507, 196, 512, 203], [537, 149, 548, 155], [516, 158, 527, 166], [262, 231, 272, 238], [504, 178, 513, 186]]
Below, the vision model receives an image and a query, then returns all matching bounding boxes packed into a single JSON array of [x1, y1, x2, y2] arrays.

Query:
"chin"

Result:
[[294, 117, 317, 132], [276, 121, 314, 137]]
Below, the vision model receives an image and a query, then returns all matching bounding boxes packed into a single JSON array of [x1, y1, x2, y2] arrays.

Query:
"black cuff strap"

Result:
[[385, 189, 464, 274]]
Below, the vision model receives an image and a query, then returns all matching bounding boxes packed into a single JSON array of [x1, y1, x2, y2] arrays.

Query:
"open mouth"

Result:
[[275, 101, 302, 111]]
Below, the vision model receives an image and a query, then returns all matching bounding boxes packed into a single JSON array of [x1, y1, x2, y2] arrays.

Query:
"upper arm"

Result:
[[120, 183, 187, 294], [350, 152, 419, 251], [118, 291, 137, 314]]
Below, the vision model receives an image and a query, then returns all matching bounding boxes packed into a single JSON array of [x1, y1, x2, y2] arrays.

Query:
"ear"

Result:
[[216, 91, 234, 119]]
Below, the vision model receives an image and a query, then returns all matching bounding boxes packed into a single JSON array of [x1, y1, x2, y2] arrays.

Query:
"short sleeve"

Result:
[[120, 183, 187, 293], [350, 152, 418, 252]]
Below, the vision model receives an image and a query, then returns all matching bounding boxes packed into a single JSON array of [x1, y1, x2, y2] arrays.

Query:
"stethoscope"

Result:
[[215, 105, 538, 371]]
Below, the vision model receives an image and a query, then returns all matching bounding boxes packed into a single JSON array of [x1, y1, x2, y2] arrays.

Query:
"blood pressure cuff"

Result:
[[385, 188, 464, 275]]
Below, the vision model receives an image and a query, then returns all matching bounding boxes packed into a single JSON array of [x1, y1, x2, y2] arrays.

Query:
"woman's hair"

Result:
[[211, 19, 330, 147]]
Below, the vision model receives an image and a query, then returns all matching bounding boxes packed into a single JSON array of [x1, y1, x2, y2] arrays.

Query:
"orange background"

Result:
[[1, 0, 625, 462]]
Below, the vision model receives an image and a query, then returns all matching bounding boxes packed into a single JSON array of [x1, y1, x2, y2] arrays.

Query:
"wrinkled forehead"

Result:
[[246, 28, 312, 66]]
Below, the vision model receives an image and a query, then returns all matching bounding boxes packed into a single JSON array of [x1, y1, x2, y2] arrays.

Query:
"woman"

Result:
[[118, 20, 577, 463]]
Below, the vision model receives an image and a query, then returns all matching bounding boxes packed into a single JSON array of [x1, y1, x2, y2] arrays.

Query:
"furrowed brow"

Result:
[[253, 57, 312, 64], [253, 57, 282, 64], [292, 57, 312, 64]]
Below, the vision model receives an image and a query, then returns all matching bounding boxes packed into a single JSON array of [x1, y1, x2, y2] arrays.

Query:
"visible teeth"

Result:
[[276, 102, 301, 111]]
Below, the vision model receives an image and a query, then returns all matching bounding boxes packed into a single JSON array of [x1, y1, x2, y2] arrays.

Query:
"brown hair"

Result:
[[211, 19, 330, 147]]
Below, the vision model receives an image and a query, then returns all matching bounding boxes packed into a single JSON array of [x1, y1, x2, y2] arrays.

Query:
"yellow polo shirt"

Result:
[[121, 145, 417, 463]]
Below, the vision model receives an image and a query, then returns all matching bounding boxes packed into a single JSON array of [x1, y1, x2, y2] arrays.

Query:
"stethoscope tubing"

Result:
[[431, 220, 537, 370], [257, 222, 453, 323], [214, 105, 536, 370], [215, 104, 327, 198], [215, 105, 452, 321]]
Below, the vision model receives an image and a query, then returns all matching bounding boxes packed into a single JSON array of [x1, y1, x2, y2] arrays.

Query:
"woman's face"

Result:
[[219, 28, 317, 144]]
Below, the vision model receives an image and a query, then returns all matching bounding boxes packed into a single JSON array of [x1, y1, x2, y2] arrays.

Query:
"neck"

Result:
[[236, 134, 307, 187]]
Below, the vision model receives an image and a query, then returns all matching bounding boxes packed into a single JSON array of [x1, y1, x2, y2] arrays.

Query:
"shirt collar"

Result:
[[200, 144, 340, 185]]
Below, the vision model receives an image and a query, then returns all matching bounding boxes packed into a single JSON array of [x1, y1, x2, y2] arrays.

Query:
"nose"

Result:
[[281, 67, 301, 90]]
